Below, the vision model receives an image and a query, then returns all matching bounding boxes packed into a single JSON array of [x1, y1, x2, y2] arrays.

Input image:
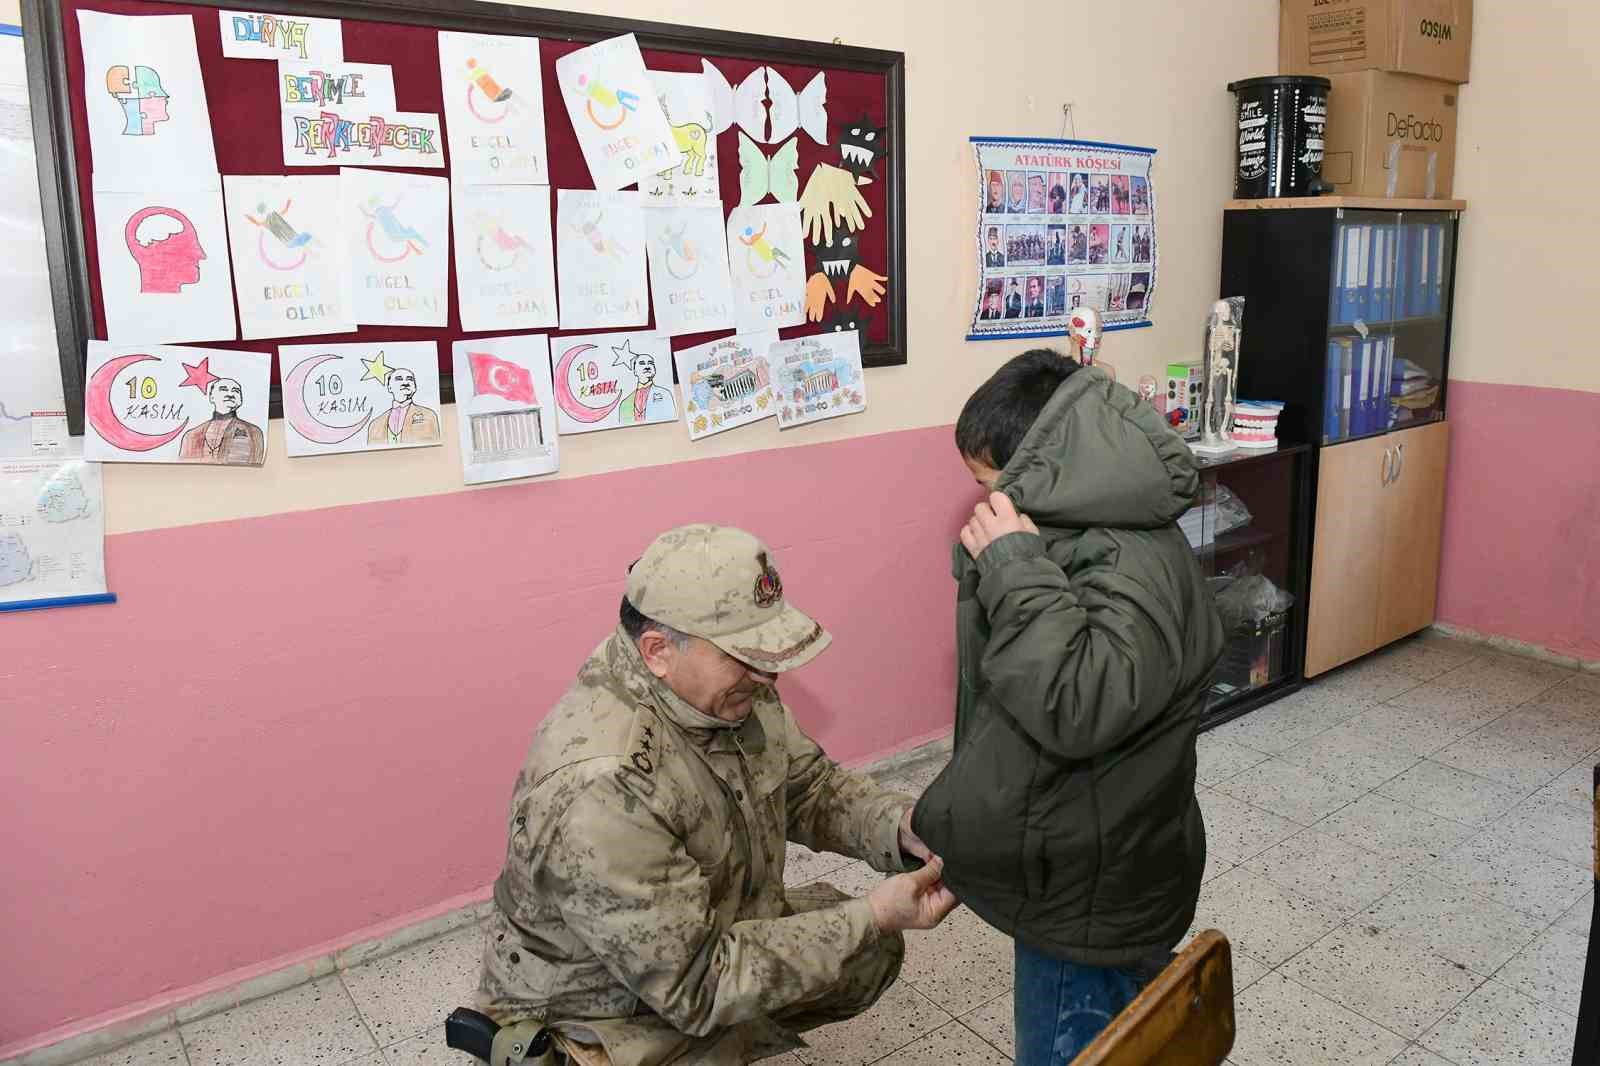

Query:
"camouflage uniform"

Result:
[[479, 526, 916, 1066]]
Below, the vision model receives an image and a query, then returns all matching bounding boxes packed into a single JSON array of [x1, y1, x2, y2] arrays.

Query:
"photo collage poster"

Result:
[[967, 137, 1157, 341]]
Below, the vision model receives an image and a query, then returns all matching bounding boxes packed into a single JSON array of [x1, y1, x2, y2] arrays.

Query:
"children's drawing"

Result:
[[726, 204, 806, 334], [224, 174, 354, 340], [552, 332, 677, 434], [282, 108, 444, 168], [556, 190, 648, 330], [643, 72, 719, 202], [438, 32, 548, 186], [674, 333, 778, 441], [554, 34, 679, 191], [82, 342, 270, 465], [220, 10, 344, 62], [0, 459, 108, 608], [78, 11, 217, 180], [645, 205, 735, 337], [279, 341, 441, 457], [771, 331, 866, 430], [340, 168, 449, 327], [93, 180, 237, 344], [451, 335, 558, 484], [278, 60, 395, 111], [453, 185, 558, 332], [736, 134, 800, 207]]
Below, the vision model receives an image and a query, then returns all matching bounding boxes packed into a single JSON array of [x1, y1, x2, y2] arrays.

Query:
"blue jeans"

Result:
[[1014, 941, 1161, 1065]]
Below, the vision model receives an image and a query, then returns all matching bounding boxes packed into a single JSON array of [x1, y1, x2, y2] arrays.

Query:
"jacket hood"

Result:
[[995, 367, 1199, 530]]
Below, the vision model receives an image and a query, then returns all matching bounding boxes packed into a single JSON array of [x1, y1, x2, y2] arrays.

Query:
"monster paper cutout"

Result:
[[555, 34, 679, 192], [83, 342, 270, 465], [339, 168, 450, 327], [645, 205, 736, 337], [643, 71, 719, 202], [771, 331, 865, 430], [726, 204, 807, 334], [220, 10, 344, 61], [804, 272, 836, 323], [279, 341, 442, 456], [437, 32, 549, 186], [838, 117, 886, 183], [452, 334, 559, 484], [822, 305, 871, 337], [224, 174, 355, 340], [78, 10, 218, 180], [93, 179, 237, 344], [675, 333, 778, 441], [556, 190, 649, 330], [453, 184, 558, 332], [737, 134, 800, 208], [552, 331, 677, 434], [277, 60, 395, 111]]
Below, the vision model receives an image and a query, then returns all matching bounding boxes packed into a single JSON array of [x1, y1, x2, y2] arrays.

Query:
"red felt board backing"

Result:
[[53, 0, 897, 395]]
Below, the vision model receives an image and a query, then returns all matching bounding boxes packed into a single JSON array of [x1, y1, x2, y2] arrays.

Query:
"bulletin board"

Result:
[[19, 0, 907, 434]]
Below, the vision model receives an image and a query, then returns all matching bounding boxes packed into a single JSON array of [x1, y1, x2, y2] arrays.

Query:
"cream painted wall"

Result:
[[17, 0, 1274, 533], [1451, 2, 1600, 394]]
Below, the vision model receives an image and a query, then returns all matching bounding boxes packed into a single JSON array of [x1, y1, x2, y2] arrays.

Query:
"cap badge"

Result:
[[753, 552, 783, 608]]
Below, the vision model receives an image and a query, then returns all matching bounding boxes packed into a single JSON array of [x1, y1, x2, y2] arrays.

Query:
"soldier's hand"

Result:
[[867, 857, 959, 934]]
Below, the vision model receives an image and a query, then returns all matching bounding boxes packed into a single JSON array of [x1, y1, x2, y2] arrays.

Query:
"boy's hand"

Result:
[[960, 492, 1040, 559]]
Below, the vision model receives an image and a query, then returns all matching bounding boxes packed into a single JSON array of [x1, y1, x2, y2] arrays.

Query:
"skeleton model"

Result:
[[1068, 307, 1108, 376], [1192, 298, 1243, 456]]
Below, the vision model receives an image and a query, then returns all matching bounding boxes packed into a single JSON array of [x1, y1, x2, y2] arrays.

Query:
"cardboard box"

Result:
[[1321, 70, 1458, 198], [1280, 0, 1472, 84]]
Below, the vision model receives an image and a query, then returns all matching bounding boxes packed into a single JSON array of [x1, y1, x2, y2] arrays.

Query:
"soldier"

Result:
[[479, 525, 958, 1066]]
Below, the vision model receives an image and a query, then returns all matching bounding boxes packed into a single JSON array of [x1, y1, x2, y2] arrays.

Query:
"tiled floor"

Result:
[[53, 635, 1600, 1066]]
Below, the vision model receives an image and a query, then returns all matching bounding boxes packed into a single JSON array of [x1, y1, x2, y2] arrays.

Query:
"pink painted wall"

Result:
[[1437, 380, 1600, 663], [0, 425, 970, 1050]]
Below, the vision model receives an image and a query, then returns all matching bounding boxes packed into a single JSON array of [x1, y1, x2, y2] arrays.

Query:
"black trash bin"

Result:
[[1227, 75, 1331, 199]]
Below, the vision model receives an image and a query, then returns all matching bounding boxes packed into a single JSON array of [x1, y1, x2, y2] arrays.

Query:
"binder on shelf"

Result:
[[1414, 224, 1433, 318], [1353, 224, 1372, 323], [1381, 336, 1397, 430], [1430, 223, 1447, 315], [1329, 223, 1348, 325], [1395, 222, 1415, 319], [1353, 336, 1371, 436], [1334, 223, 1368, 324], [1367, 226, 1388, 325], [1340, 341, 1354, 439], [1324, 338, 1348, 442]]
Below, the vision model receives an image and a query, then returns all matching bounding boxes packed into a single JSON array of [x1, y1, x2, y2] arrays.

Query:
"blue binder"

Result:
[[1325, 339, 1346, 442], [1396, 223, 1417, 319], [1430, 223, 1447, 315], [1352, 337, 1370, 436], [1329, 223, 1348, 325], [1367, 227, 1388, 325], [1353, 224, 1373, 322]]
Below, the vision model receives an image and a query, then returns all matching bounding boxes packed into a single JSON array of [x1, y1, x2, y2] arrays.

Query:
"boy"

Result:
[[912, 351, 1223, 1064]]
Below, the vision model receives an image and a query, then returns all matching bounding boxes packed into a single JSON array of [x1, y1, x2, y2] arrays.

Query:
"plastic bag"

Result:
[[1211, 556, 1294, 632]]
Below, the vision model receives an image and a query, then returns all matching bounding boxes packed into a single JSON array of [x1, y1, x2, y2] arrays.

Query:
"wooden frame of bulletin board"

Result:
[[20, 0, 908, 434]]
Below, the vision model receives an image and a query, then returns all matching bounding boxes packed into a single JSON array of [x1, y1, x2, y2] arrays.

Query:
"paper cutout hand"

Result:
[[846, 264, 887, 307], [805, 272, 836, 322], [737, 133, 800, 207], [800, 163, 872, 245]]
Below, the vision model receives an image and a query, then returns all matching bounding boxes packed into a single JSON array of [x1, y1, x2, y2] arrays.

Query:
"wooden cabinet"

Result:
[[1305, 421, 1450, 676]]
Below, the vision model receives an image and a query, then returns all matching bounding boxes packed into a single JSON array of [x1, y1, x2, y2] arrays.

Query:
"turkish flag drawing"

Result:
[[468, 351, 536, 404]]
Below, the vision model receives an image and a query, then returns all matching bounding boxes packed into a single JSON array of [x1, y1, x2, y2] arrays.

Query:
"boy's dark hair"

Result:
[[955, 349, 1080, 470]]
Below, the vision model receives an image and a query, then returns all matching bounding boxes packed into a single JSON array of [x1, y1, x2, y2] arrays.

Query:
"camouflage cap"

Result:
[[625, 524, 831, 673]]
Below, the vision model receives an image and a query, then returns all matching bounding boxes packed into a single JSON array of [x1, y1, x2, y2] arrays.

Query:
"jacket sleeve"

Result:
[[781, 709, 915, 874], [545, 774, 881, 1038], [973, 530, 1185, 759]]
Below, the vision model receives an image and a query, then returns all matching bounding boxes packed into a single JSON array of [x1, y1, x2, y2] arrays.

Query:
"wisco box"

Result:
[[1321, 70, 1458, 198], [1280, 0, 1473, 84]]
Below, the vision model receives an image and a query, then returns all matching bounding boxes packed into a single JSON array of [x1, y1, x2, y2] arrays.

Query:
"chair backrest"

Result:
[[1070, 929, 1236, 1066]]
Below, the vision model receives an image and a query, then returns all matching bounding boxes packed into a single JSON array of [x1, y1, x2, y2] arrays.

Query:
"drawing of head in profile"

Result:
[[463, 57, 519, 123], [247, 199, 315, 271], [473, 212, 533, 272], [362, 353, 441, 445], [658, 222, 699, 280], [106, 64, 170, 137], [567, 212, 628, 261], [574, 72, 639, 130], [125, 206, 205, 294], [360, 195, 428, 263], [615, 340, 674, 423], [178, 378, 266, 466], [735, 222, 791, 279]]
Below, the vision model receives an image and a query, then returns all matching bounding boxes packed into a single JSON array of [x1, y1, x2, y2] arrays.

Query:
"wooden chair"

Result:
[[1070, 929, 1237, 1066]]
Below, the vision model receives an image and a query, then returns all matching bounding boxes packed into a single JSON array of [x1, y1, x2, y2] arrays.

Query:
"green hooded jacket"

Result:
[[911, 367, 1224, 967]]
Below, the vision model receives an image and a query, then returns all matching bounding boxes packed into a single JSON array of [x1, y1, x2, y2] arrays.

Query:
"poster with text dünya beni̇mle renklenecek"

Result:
[[967, 137, 1157, 341]]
